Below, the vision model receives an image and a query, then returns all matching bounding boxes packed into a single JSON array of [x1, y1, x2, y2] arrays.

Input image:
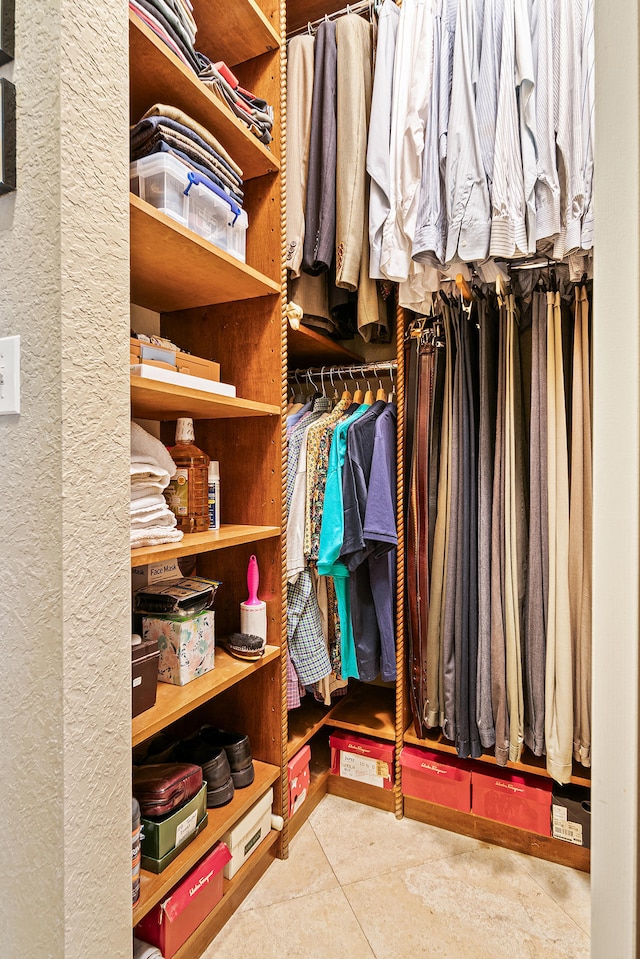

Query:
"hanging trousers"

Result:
[[476, 297, 499, 749], [442, 304, 461, 743], [491, 299, 509, 764], [426, 303, 455, 729], [545, 291, 574, 784], [569, 285, 592, 767]]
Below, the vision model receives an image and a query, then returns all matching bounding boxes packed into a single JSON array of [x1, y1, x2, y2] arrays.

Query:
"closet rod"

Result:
[[287, 0, 379, 38], [288, 360, 397, 382]]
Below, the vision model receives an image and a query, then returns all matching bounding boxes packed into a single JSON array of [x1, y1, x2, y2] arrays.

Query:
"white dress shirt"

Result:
[[580, 0, 594, 251], [380, 0, 436, 282], [445, 0, 491, 263], [534, 0, 560, 244], [553, 0, 584, 259], [366, 0, 401, 279]]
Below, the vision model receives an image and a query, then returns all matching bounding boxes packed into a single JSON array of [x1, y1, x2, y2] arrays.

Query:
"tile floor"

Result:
[[203, 794, 591, 959]]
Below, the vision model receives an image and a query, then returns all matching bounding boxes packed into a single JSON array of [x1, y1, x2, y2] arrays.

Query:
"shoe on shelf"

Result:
[[199, 726, 255, 788], [138, 734, 180, 765], [176, 734, 235, 807]]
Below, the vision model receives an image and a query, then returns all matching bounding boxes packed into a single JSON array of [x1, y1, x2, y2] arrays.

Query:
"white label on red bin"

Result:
[[176, 810, 198, 847], [553, 820, 583, 845], [340, 752, 389, 787]]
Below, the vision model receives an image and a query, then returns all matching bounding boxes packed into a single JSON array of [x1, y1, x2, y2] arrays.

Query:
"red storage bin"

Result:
[[135, 841, 231, 958], [288, 744, 311, 817], [471, 767, 552, 836], [400, 747, 471, 812], [329, 731, 394, 790]]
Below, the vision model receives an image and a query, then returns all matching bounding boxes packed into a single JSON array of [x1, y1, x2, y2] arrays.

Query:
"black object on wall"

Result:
[[0, 0, 14, 65], [0, 78, 16, 193]]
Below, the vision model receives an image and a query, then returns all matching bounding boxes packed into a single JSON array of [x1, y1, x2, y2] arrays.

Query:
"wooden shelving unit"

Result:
[[288, 325, 360, 367], [130, 195, 281, 313], [133, 760, 280, 925], [131, 375, 280, 421], [404, 727, 592, 789], [328, 683, 396, 742], [132, 646, 280, 747], [193, 0, 280, 67], [404, 796, 590, 873], [287, 698, 339, 760], [129, 14, 279, 181], [130, 525, 280, 567]]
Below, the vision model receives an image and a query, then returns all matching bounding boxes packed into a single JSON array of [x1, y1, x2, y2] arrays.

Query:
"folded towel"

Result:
[[131, 422, 177, 478], [131, 482, 167, 501], [130, 465, 171, 490], [131, 526, 184, 549], [133, 938, 163, 959], [130, 494, 169, 514], [131, 510, 177, 530]]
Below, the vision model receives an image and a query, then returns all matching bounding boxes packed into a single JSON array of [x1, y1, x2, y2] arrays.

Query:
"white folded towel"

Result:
[[133, 938, 163, 959], [131, 526, 183, 549], [130, 482, 167, 501], [130, 494, 168, 515], [131, 421, 177, 478], [130, 462, 171, 487], [131, 511, 177, 531]]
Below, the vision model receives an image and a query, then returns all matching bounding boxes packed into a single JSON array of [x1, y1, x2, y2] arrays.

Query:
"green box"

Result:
[[141, 782, 207, 859], [141, 811, 208, 874]]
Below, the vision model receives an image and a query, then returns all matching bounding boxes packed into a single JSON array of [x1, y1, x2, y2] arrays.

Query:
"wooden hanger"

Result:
[[363, 379, 374, 405], [455, 273, 473, 303], [376, 372, 386, 401], [353, 378, 364, 404]]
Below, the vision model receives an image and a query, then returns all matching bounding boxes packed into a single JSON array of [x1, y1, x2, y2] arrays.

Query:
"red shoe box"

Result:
[[471, 767, 552, 836], [135, 841, 231, 958], [329, 731, 394, 790], [288, 744, 311, 818], [400, 747, 471, 813]]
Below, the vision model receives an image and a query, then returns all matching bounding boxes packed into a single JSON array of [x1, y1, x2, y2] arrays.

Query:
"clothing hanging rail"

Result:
[[288, 360, 397, 383], [287, 0, 379, 39]]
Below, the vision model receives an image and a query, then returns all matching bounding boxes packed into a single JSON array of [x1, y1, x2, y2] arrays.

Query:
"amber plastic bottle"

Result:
[[165, 418, 210, 533]]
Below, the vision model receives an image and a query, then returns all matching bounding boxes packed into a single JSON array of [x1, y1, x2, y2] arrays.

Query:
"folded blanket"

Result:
[[142, 103, 243, 178], [131, 526, 184, 548], [131, 422, 177, 477], [133, 937, 163, 959]]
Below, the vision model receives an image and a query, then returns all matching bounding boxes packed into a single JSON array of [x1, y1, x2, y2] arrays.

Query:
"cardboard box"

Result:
[[471, 767, 552, 836], [329, 731, 395, 790], [288, 744, 311, 818], [141, 812, 209, 874], [221, 788, 273, 880], [142, 611, 215, 686], [136, 840, 231, 957], [552, 784, 591, 847], [400, 747, 471, 813], [130, 337, 220, 382], [142, 782, 208, 860], [132, 558, 182, 590]]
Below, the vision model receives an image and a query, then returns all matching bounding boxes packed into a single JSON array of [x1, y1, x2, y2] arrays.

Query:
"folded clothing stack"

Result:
[[130, 0, 199, 73], [131, 102, 244, 207], [196, 55, 274, 146], [131, 421, 183, 549]]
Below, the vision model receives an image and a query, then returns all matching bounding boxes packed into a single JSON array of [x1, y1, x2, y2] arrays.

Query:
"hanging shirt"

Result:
[[553, 0, 584, 259], [580, 0, 594, 252], [534, 0, 561, 244], [445, 0, 491, 263], [367, 0, 401, 279], [285, 36, 315, 277]]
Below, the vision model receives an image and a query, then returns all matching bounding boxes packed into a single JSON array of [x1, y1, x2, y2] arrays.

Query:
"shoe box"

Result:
[[221, 787, 274, 880], [471, 766, 552, 836], [400, 746, 471, 813], [288, 744, 311, 818], [329, 731, 395, 790]]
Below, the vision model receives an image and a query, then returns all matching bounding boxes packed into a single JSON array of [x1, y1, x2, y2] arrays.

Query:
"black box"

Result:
[[552, 784, 591, 848]]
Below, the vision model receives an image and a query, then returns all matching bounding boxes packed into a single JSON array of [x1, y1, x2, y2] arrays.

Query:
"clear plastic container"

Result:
[[185, 171, 248, 262], [226, 209, 249, 262], [129, 153, 190, 226]]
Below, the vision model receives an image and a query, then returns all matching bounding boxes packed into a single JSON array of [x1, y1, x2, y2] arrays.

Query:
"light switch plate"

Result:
[[0, 335, 20, 414]]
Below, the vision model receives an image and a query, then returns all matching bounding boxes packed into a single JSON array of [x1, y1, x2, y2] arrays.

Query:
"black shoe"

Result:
[[199, 726, 255, 788], [140, 734, 180, 765], [176, 735, 235, 807]]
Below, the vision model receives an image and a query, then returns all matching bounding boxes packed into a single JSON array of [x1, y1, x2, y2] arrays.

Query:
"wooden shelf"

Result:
[[328, 683, 396, 742], [130, 195, 281, 313], [404, 796, 590, 873], [130, 525, 280, 567], [288, 325, 361, 367], [171, 829, 280, 959], [131, 375, 280, 421], [129, 15, 279, 182], [403, 727, 592, 788], [192, 0, 280, 67], [287, 698, 338, 759], [327, 773, 396, 813], [132, 646, 280, 747], [133, 760, 280, 925]]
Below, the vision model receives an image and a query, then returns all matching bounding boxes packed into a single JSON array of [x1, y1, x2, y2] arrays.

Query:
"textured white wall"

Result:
[[0, 0, 131, 956]]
